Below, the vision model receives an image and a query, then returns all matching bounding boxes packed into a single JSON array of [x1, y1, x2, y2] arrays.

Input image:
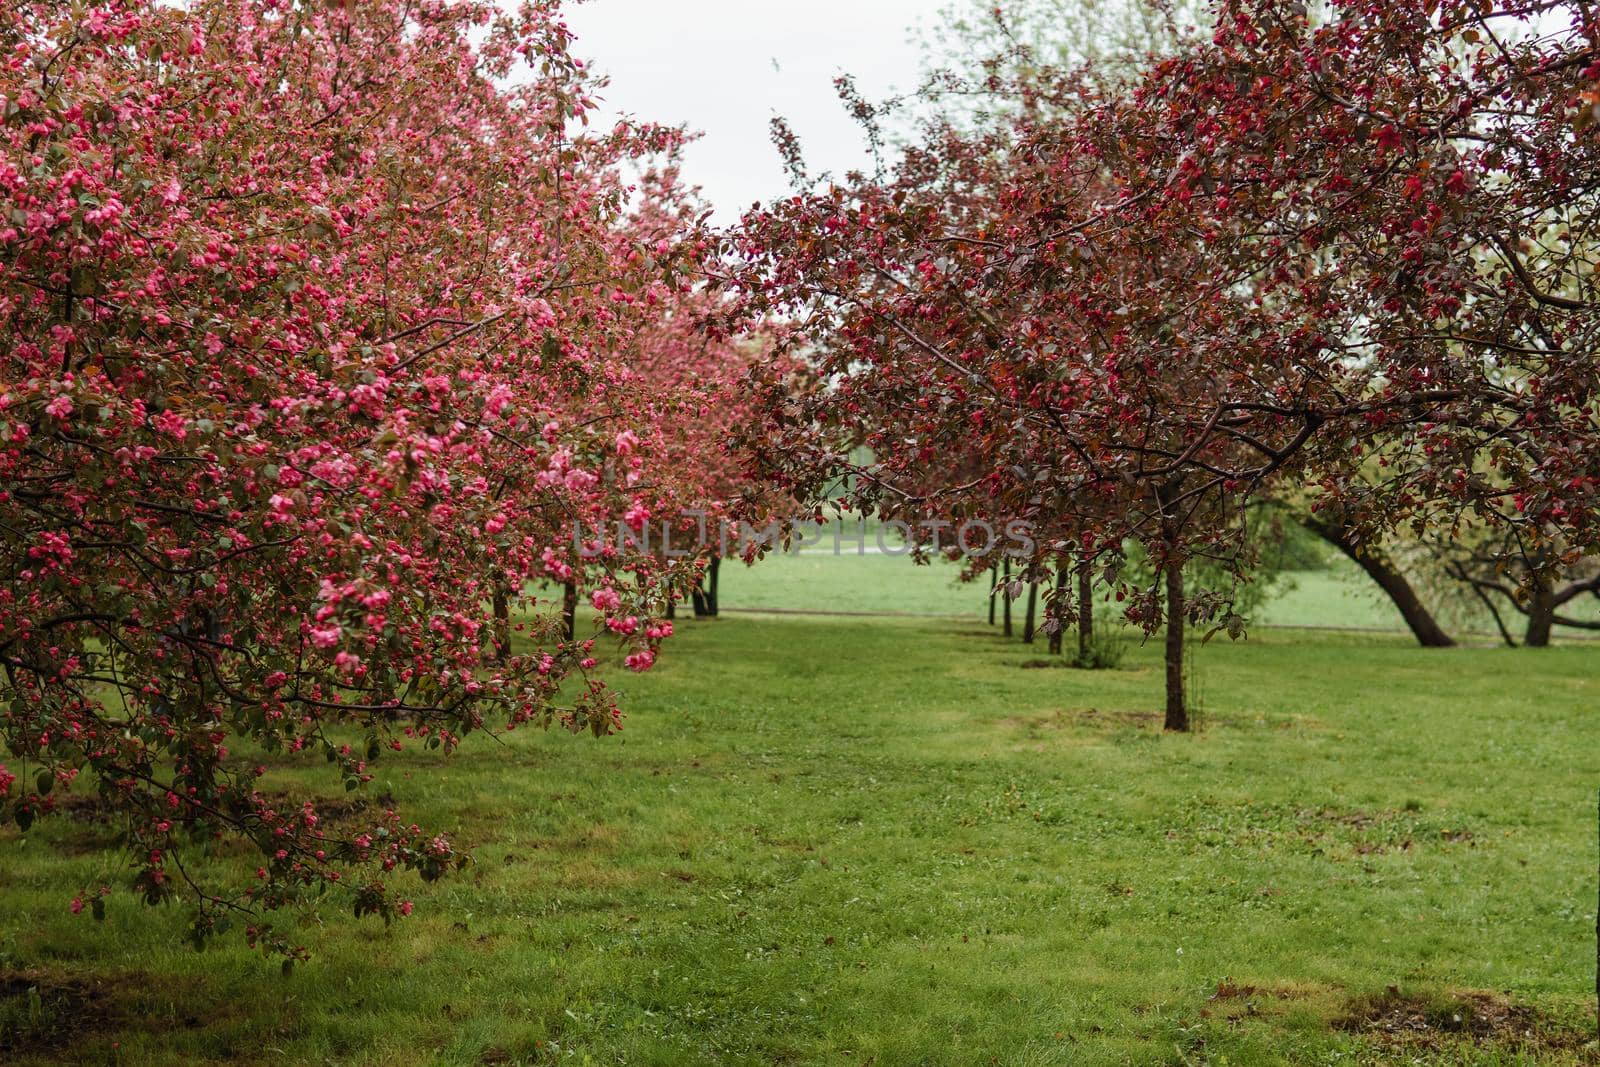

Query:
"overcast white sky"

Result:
[[563, 0, 936, 221]]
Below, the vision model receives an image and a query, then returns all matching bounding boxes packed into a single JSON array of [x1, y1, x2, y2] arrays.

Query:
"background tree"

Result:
[[738, 0, 1600, 728], [736, 112, 1286, 730], [1420, 523, 1600, 647], [914, 0, 1209, 129]]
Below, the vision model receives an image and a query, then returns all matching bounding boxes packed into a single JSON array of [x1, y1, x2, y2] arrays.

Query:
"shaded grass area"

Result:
[[1, 616, 1597, 1064]]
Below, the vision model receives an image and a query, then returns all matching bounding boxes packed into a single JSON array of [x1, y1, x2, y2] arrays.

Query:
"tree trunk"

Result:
[[1301, 513, 1455, 648], [708, 556, 721, 617], [1525, 579, 1555, 648], [691, 557, 712, 617], [988, 563, 998, 626], [492, 585, 511, 663], [1048, 565, 1066, 655], [1002, 557, 1014, 637], [562, 580, 578, 642], [1164, 557, 1188, 732], [666, 596, 676, 621], [1077, 557, 1094, 664], [1023, 580, 1039, 644]]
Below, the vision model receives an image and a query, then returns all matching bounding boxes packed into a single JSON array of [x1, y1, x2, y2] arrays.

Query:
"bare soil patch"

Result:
[[1334, 987, 1593, 1057], [0, 970, 123, 1059]]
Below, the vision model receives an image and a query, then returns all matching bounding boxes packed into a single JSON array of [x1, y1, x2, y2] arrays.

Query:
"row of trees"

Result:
[[732, 0, 1600, 729], [0, 0, 763, 956], [3, 0, 1597, 952]]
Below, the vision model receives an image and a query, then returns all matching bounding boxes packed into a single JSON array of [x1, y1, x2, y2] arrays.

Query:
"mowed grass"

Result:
[[723, 550, 1404, 626], [729, 549, 1600, 639], [1, 587, 1597, 1062]]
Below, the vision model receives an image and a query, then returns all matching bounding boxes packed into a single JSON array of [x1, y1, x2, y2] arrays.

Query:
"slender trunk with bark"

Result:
[[1525, 579, 1555, 648], [1077, 557, 1094, 664], [708, 556, 721, 617], [562, 580, 577, 642], [1164, 557, 1188, 732], [692, 556, 712, 617], [1300, 513, 1455, 648], [1048, 565, 1067, 656], [1023, 581, 1039, 644], [988, 563, 998, 626], [492, 586, 511, 663], [1003, 557, 1014, 637]]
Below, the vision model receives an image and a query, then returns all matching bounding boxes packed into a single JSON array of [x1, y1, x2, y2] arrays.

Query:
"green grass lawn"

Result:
[[1, 602, 1596, 1064], [726, 551, 983, 617], [726, 550, 1597, 641]]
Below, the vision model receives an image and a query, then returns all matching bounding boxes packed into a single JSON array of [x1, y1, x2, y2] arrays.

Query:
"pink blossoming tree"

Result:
[[0, 0, 708, 956]]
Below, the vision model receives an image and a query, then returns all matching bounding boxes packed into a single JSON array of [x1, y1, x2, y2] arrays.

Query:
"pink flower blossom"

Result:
[[152, 409, 189, 439]]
